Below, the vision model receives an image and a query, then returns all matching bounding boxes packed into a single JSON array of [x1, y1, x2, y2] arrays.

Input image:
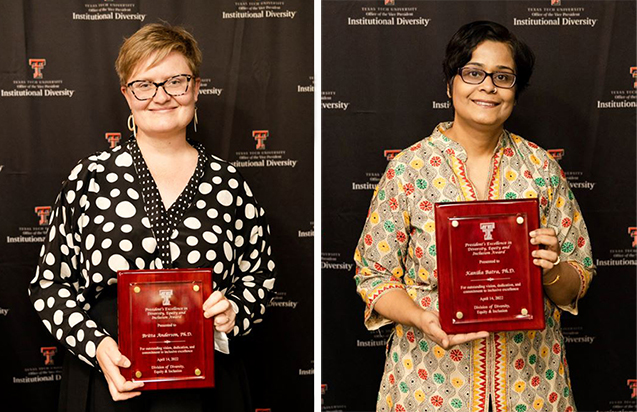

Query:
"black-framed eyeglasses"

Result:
[[457, 67, 517, 89], [127, 74, 193, 101]]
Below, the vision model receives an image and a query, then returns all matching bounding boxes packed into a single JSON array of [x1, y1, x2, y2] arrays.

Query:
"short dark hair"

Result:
[[442, 21, 535, 99]]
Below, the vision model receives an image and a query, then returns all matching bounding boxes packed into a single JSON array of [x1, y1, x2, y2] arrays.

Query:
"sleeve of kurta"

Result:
[[354, 157, 412, 330], [28, 159, 110, 368], [543, 155, 596, 314], [225, 176, 276, 337]]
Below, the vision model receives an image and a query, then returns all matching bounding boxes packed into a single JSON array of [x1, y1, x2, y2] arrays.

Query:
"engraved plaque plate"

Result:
[[435, 199, 545, 333], [118, 268, 214, 390]]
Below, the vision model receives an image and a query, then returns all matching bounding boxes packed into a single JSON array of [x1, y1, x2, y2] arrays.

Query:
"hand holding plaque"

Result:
[[203, 291, 236, 334], [117, 268, 215, 390], [435, 199, 545, 333], [96, 336, 144, 401]]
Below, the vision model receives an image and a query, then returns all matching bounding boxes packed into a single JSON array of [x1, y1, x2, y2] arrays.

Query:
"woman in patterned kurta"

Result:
[[354, 22, 594, 412], [29, 24, 275, 412]]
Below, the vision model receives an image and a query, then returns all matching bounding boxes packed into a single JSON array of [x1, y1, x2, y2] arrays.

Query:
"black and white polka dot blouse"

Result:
[[28, 138, 276, 368]]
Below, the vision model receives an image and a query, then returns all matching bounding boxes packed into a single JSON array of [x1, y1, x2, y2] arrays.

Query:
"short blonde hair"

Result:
[[115, 23, 202, 85]]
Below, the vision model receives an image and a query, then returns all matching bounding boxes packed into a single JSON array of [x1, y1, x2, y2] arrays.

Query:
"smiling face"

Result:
[[449, 40, 516, 134], [122, 51, 200, 140]]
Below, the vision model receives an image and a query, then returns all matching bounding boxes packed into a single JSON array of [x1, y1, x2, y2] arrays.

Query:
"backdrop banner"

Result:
[[322, 1, 636, 411], [0, 1, 313, 411]]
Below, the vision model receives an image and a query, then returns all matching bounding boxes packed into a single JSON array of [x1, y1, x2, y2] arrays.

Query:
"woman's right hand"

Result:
[[416, 310, 489, 349], [96, 337, 144, 401], [374, 289, 489, 349]]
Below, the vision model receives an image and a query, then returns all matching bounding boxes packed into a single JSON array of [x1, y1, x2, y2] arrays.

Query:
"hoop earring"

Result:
[[127, 113, 137, 138], [194, 107, 198, 133]]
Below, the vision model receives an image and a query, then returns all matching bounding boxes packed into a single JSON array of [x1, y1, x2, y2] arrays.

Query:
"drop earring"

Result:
[[194, 107, 199, 133], [127, 113, 137, 138]]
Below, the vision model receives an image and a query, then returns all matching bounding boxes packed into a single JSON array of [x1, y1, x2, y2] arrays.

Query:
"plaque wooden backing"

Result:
[[117, 268, 214, 390], [435, 199, 545, 333]]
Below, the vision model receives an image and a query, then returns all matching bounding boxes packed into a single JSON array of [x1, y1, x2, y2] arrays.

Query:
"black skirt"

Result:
[[58, 288, 252, 412]]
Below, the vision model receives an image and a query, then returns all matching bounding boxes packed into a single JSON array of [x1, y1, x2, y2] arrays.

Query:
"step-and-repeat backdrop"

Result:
[[323, 1, 635, 411], [0, 1, 313, 411]]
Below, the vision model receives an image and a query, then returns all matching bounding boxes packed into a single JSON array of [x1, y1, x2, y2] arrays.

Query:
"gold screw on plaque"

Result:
[[194, 368, 202, 376], [134, 286, 141, 293], [193, 285, 200, 292], [451, 220, 459, 228], [516, 216, 525, 225], [135, 371, 142, 378], [456, 311, 463, 319], [521, 308, 529, 316]]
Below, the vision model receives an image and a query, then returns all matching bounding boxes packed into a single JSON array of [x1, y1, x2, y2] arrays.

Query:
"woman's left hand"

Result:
[[529, 228, 561, 274], [203, 291, 236, 334]]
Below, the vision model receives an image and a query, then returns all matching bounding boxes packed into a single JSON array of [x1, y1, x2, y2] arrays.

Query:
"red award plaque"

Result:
[[435, 199, 545, 333], [117, 268, 214, 390]]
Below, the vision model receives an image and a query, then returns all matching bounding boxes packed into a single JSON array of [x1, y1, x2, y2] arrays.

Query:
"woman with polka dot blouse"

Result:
[[29, 23, 276, 412]]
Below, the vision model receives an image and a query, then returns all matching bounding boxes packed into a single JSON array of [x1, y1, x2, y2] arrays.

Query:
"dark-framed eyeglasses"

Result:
[[457, 67, 517, 89], [127, 74, 193, 101]]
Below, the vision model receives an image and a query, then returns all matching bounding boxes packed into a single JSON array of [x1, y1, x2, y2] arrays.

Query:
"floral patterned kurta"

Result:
[[354, 123, 595, 412]]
